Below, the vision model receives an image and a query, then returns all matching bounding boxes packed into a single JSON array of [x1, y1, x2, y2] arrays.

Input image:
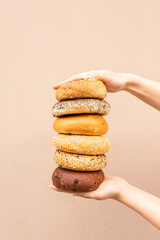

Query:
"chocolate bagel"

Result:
[[52, 99, 111, 117], [56, 79, 107, 101], [52, 167, 104, 192], [54, 149, 107, 171], [53, 114, 108, 135]]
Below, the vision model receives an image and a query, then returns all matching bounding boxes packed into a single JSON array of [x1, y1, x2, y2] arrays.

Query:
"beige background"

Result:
[[0, 0, 160, 239]]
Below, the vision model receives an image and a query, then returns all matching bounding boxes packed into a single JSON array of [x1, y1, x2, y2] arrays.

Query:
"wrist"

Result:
[[106, 177, 132, 201], [123, 73, 141, 92], [115, 182, 133, 202]]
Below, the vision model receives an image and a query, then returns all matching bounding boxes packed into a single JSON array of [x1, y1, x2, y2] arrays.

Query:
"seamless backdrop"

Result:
[[0, 0, 160, 239]]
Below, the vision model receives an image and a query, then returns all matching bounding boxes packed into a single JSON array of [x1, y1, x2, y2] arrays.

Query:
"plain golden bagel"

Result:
[[56, 79, 107, 101], [53, 134, 110, 155], [54, 149, 107, 171], [52, 167, 104, 192], [52, 99, 111, 117], [53, 114, 108, 135]]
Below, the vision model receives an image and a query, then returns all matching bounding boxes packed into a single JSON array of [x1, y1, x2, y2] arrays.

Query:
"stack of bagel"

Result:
[[52, 79, 111, 192]]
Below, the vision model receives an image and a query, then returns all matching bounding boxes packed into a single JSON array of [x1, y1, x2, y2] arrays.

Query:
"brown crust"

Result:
[[52, 167, 104, 192], [53, 134, 110, 155], [53, 114, 108, 135], [56, 79, 107, 101], [52, 99, 111, 117], [54, 149, 107, 171]]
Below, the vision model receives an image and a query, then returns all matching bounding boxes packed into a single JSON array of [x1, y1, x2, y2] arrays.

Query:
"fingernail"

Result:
[[83, 74, 92, 79]]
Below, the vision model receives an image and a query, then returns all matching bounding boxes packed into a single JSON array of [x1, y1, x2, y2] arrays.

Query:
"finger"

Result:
[[73, 191, 96, 199], [52, 73, 91, 90], [48, 183, 64, 192], [52, 71, 94, 90], [48, 185, 60, 191], [48, 184, 79, 194], [48, 182, 55, 189], [49, 187, 66, 193], [92, 70, 112, 81]]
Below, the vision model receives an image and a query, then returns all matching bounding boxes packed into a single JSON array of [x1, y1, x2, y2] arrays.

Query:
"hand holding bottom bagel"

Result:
[[49, 175, 129, 200], [49, 175, 160, 229]]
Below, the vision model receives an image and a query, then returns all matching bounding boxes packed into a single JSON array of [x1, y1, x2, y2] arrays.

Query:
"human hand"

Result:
[[53, 70, 131, 92], [49, 176, 160, 228], [49, 176, 130, 200]]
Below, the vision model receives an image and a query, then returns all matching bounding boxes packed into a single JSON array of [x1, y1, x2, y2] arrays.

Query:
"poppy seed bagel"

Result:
[[52, 99, 111, 117]]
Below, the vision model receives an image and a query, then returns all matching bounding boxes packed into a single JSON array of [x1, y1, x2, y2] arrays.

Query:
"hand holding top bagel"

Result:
[[53, 70, 128, 92], [51, 78, 111, 192]]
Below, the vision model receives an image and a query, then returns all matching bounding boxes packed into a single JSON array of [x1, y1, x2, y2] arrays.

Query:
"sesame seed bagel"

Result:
[[52, 167, 104, 192], [56, 79, 107, 101], [54, 149, 107, 171], [53, 134, 110, 155], [53, 114, 108, 135], [52, 99, 110, 117]]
